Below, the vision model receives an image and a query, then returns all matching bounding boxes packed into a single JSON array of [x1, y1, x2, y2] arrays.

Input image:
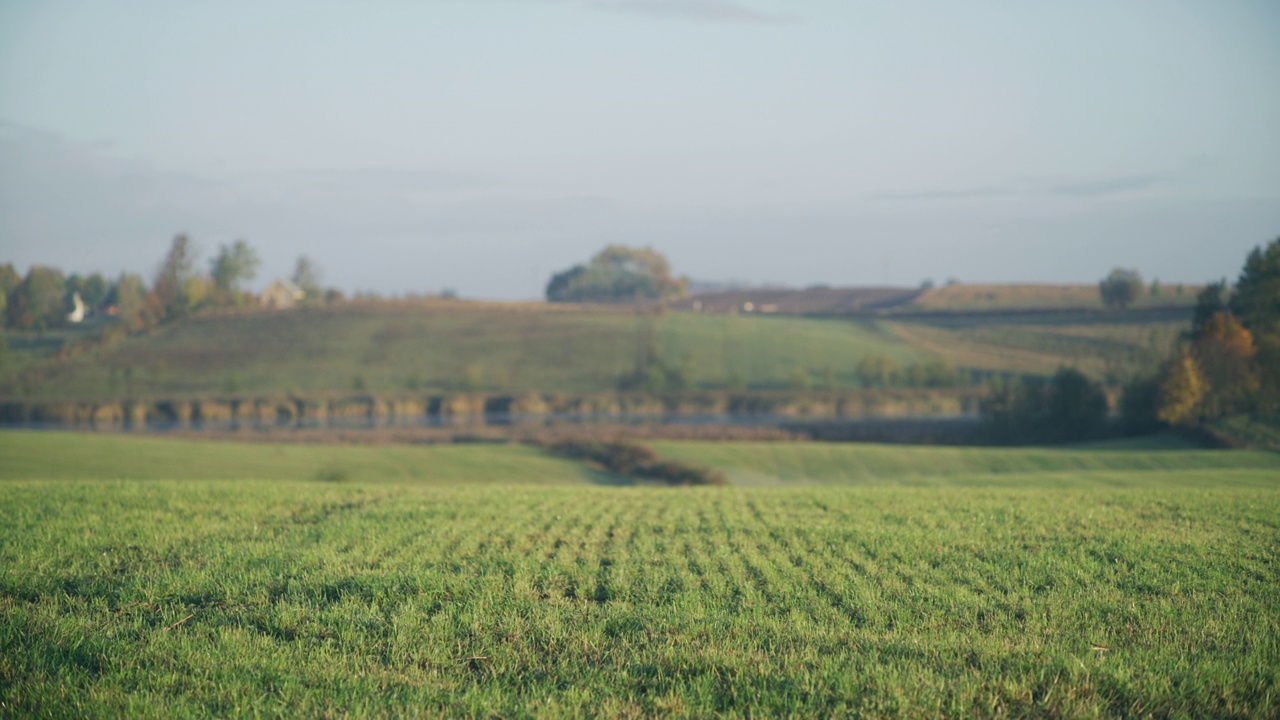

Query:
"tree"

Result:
[[153, 234, 199, 318], [0, 264, 19, 296], [1119, 374, 1164, 435], [6, 266, 67, 331], [981, 367, 1108, 443], [1190, 281, 1228, 337], [1227, 239, 1280, 410], [545, 265, 588, 302], [1099, 268, 1144, 310], [1230, 238, 1280, 332], [292, 255, 322, 300], [107, 273, 149, 328], [74, 272, 110, 310], [0, 263, 19, 324], [1045, 367, 1109, 441], [210, 239, 260, 294], [1192, 312, 1258, 417], [1157, 349, 1206, 425], [546, 245, 686, 303], [855, 354, 900, 388]]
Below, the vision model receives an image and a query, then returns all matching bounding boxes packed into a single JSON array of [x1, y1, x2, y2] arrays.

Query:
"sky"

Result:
[[1, 0, 1278, 298]]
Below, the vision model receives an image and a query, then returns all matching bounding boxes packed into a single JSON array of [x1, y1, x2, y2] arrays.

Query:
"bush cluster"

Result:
[[980, 368, 1109, 444], [542, 439, 727, 486]]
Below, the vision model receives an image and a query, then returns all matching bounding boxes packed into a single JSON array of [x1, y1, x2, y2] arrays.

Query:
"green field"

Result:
[[909, 283, 1199, 312], [3, 298, 1194, 399], [883, 311, 1186, 379], [3, 304, 925, 399], [0, 432, 612, 485], [653, 437, 1280, 486], [2, 432, 1278, 717]]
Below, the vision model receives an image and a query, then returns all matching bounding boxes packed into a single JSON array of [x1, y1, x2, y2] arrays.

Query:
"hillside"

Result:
[[2, 292, 1195, 400], [669, 286, 919, 315], [909, 282, 1201, 312], [4, 301, 924, 399], [882, 307, 1189, 378], [673, 282, 1200, 316]]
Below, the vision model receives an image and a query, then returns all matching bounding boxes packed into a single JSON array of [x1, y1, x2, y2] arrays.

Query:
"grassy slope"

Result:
[[1209, 413, 1280, 451], [8, 299, 1199, 401], [655, 438, 1280, 486], [0, 431, 608, 485], [0, 322, 105, 380], [910, 283, 1200, 311], [882, 312, 1187, 377], [17, 305, 925, 398]]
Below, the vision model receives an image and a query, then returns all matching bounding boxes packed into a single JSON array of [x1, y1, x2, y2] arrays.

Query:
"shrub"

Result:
[[981, 367, 1109, 443], [542, 439, 725, 485], [1099, 268, 1144, 310]]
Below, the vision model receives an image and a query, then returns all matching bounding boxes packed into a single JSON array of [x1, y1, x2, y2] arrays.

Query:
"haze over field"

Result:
[[2, 0, 1279, 297]]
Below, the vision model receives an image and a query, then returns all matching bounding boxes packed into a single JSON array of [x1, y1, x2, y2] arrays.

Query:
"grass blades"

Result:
[[2, 432, 1277, 717], [2, 479, 1278, 717]]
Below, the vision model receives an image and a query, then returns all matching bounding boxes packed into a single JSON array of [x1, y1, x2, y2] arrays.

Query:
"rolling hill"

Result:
[[1, 289, 1195, 401]]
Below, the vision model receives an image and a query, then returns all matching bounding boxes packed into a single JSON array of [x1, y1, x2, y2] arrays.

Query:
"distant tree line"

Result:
[[2, 235, 335, 334], [1, 263, 150, 333]]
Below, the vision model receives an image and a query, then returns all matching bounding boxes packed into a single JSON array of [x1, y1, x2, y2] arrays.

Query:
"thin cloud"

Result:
[[870, 186, 1013, 201], [286, 167, 495, 194], [872, 169, 1186, 202], [590, 1, 796, 25], [1036, 173, 1163, 198]]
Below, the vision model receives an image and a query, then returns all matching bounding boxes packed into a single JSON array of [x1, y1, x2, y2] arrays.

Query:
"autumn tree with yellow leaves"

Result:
[[1151, 238, 1277, 426]]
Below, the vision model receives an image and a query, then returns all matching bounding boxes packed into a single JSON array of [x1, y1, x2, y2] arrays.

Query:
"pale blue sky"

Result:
[[2, 0, 1278, 297]]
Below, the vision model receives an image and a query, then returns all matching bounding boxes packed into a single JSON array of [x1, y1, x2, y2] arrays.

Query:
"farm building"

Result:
[[260, 279, 305, 308]]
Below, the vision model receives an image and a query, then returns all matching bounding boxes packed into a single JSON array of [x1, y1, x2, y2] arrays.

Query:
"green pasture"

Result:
[[6, 300, 1194, 400], [7, 306, 924, 399], [0, 431, 607, 485], [655, 437, 1280, 486], [882, 310, 1187, 378], [1210, 413, 1280, 452], [2, 432, 1278, 717]]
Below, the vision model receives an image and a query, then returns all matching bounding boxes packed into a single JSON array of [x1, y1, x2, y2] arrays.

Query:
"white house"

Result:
[[260, 279, 305, 309]]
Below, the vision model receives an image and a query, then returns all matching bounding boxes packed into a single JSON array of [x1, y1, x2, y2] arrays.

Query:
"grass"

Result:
[[883, 311, 1187, 378], [654, 438, 1280, 486], [1209, 413, 1280, 451], [0, 321, 107, 382], [11, 303, 926, 398], [910, 283, 1200, 311], [1, 431, 1278, 717], [0, 431, 612, 485], [3, 298, 1198, 402]]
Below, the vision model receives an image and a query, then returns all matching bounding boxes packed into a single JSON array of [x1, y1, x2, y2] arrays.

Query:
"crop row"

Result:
[[2, 480, 1277, 717]]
